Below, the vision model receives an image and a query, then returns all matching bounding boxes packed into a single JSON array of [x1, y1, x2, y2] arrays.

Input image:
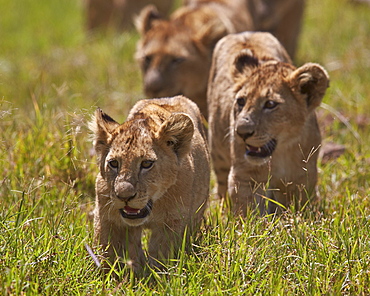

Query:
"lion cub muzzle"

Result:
[[245, 139, 277, 159], [114, 180, 137, 201], [119, 199, 153, 220], [113, 179, 154, 221], [235, 115, 255, 140], [144, 68, 164, 97], [235, 116, 277, 161]]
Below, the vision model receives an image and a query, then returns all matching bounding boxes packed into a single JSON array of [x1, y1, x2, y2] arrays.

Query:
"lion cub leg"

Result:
[[95, 209, 146, 274], [210, 141, 231, 198], [228, 165, 270, 215], [147, 222, 188, 270], [148, 225, 182, 270], [213, 161, 230, 198]]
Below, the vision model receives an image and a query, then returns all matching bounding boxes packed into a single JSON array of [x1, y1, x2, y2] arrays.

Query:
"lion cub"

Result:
[[208, 32, 329, 214], [135, 0, 254, 117], [90, 96, 210, 273]]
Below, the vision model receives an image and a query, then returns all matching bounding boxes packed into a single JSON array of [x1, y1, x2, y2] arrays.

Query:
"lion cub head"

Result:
[[91, 105, 194, 226], [231, 51, 329, 166], [135, 4, 232, 116]]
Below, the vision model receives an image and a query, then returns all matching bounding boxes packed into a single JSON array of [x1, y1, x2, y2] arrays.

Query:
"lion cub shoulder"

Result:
[[90, 95, 210, 273], [208, 32, 329, 214]]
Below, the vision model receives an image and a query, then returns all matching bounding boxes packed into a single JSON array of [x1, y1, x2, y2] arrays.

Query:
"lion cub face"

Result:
[[232, 54, 329, 166], [136, 21, 205, 100], [92, 108, 194, 227]]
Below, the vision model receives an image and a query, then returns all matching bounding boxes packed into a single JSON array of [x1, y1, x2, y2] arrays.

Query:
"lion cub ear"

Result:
[[288, 63, 330, 112], [231, 49, 259, 81], [156, 113, 194, 159], [135, 4, 162, 35], [90, 108, 120, 166]]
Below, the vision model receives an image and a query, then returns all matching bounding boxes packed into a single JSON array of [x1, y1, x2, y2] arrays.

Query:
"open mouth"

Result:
[[246, 139, 277, 158], [119, 200, 153, 220]]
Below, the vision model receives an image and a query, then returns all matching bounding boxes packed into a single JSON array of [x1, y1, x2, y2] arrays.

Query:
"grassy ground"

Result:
[[1, 0, 369, 294]]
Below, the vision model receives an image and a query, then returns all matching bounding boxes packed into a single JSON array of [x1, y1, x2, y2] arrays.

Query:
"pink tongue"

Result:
[[124, 206, 140, 214]]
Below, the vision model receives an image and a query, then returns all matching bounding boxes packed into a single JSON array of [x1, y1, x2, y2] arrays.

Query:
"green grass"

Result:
[[1, 0, 369, 294]]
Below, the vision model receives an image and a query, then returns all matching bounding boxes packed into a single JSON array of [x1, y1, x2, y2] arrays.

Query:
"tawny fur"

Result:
[[207, 32, 329, 214], [135, 0, 254, 118], [90, 95, 210, 274]]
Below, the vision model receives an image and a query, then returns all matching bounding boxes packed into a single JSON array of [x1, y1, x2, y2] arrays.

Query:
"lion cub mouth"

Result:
[[245, 139, 277, 158], [119, 200, 153, 220]]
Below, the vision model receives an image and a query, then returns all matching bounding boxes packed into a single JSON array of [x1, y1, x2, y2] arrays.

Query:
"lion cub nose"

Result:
[[236, 118, 255, 140], [144, 69, 164, 96], [114, 181, 137, 201]]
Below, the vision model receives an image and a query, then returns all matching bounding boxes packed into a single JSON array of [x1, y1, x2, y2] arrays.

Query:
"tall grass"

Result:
[[1, 0, 369, 294]]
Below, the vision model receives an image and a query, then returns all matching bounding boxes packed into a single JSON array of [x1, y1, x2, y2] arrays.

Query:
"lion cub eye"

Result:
[[143, 55, 152, 69], [167, 140, 175, 147], [171, 57, 185, 65], [141, 160, 154, 169], [264, 100, 278, 110], [236, 97, 246, 107], [108, 159, 119, 169]]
